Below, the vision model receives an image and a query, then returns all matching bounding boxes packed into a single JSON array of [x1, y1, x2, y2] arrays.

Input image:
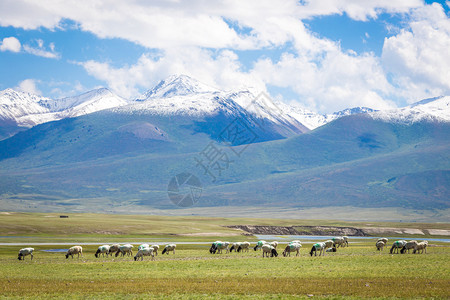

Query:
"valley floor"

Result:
[[1, 243, 449, 299], [0, 212, 449, 299]]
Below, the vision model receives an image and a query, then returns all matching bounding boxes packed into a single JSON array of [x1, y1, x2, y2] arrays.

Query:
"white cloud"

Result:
[[79, 47, 265, 99], [15, 79, 42, 95], [2, 0, 447, 113], [382, 3, 450, 102], [0, 36, 21, 52], [0, 0, 425, 49], [252, 48, 396, 112], [23, 39, 60, 59]]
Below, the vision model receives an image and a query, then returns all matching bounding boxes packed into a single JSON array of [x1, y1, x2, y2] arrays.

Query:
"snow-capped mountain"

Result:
[[126, 76, 309, 134], [39, 88, 127, 116], [277, 101, 376, 130], [370, 96, 450, 123], [0, 89, 51, 123], [137, 74, 218, 99], [0, 88, 128, 128], [1, 75, 449, 141]]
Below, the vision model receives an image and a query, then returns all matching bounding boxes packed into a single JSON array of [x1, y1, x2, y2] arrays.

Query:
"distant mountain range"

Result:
[[0, 75, 448, 214], [2, 75, 448, 139], [0, 75, 373, 140]]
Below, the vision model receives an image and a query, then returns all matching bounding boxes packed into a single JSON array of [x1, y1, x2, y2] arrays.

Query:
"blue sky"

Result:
[[1, 0, 449, 113]]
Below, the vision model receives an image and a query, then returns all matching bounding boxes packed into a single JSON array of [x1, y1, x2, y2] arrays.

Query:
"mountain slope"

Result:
[[0, 88, 127, 140], [137, 74, 218, 99], [0, 109, 448, 212], [0, 77, 448, 214], [278, 100, 376, 130], [370, 96, 450, 123]]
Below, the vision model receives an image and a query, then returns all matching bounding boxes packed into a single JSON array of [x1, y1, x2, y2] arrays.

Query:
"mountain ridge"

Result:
[[1, 75, 449, 140]]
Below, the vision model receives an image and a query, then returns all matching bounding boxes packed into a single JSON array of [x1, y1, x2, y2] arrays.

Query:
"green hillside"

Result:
[[0, 111, 448, 213]]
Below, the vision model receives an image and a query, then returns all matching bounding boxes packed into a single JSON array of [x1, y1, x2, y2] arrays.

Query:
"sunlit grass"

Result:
[[0, 213, 449, 298], [1, 243, 449, 298]]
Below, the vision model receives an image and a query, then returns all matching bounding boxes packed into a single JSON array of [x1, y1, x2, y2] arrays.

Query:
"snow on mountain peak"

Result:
[[138, 75, 219, 100], [0, 89, 51, 123], [370, 96, 450, 123], [38, 88, 128, 116], [0, 87, 128, 127]]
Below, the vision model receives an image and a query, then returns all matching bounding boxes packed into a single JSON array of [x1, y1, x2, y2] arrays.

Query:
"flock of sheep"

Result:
[[16, 236, 429, 261], [17, 243, 177, 261], [209, 236, 349, 258]]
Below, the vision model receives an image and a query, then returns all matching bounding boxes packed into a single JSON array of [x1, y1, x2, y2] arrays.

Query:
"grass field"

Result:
[[0, 212, 449, 299]]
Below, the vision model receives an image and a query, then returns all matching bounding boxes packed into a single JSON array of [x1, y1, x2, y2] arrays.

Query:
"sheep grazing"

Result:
[[210, 241, 229, 254], [150, 245, 160, 256], [134, 246, 155, 261], [342, 236, 349, 247], [162, 244, 176, 255], [115, 244, 134, 257], [400, 240, 418, 254], [377, 238, 388, 245], [413, 241, 428, 254], [326, 247, 337, 252], [95, 245, 111, 258], [65, 246, 83, 259], [324, 240, 334, 249], [109, 244, 120, 255], [269, 241, 278, 249], [282, 242, 301, 257], [261, 244, 278, 257], [229, 242, 241, 252], [18, 248, 34, 261], [237, 242, 251, 253], [376, 240, 386, 251], [310, 242, 326, 256], [253, 240, 267, 251], [209, 241, 221, 254], [138, 244, 150, 251], [332, 237, 345, 248], [390, 240, 407, 254]]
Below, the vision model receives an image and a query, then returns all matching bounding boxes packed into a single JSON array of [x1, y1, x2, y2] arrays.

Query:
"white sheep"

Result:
[[210, 241, 229, 254], [150, 244, 160, 256], [269, 241, 278, 249], [18, 248, 34, 261], [377, 238, 388, 245], [138, 244, 150, 251], [229, 242, 241, 252], [376, 240, 386, 251], [332, 237, 345, 248], [324, 240, 334, 249], [413, 241, 428, 254], [65, 246, 83, 259], [108, 244, 120, 255], [390, 240, 407, 254], [253, 240, 267, 251], [134, 246, 155, 261], [261, 244, 278, 257], [237, 242, 251, 253], [115, 244, 133, 257], [282, 242, 301, 257], [342, 236, 349, 247], [162, 244, 176, 255], [310, 242, 326, 256], [401, 240, 418, 254], [95, 245, 111, 258]]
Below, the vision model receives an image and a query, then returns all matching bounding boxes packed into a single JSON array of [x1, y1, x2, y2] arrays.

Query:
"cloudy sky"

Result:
[[0, 0, 449, 113]]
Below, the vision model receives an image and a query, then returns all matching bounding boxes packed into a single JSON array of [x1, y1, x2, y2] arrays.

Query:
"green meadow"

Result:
[[0, 212, 449, 299]]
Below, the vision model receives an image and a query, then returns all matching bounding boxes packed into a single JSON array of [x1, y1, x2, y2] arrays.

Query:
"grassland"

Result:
[[0, 212, 449, 299]]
